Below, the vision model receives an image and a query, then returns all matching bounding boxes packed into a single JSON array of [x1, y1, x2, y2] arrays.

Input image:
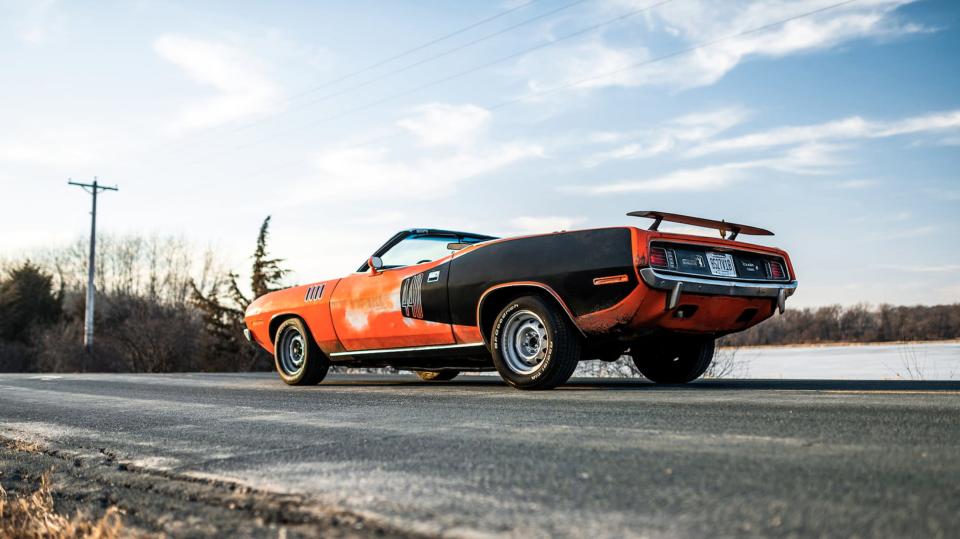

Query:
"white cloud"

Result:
[[888, 225, 939, 239], [11, 0, 62, 44], [832, 179, 877, 189], [655, 224, 717, 237], [523, 0, 920, 96], [303, 143, 543, 201], [0, 124, 134, 167], [577, 161, 757, 194], [878, 264, 960, 273], [524, 40, 644, 94], [0, 141, 96, 166], [154, 35, 281, 134], [396, 103, 492, 147], [573, 142, 845, 195], [295, 103, 540, 201], [582, 106, 751, 167], [509, 216, 587, 234], [689, 109, 960, 156]]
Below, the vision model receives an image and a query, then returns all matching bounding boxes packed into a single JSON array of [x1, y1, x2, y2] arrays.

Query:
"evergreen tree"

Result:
[[189, 216, 289, 369], [249, 216, 289, 300], [0, 262, 62, 343]]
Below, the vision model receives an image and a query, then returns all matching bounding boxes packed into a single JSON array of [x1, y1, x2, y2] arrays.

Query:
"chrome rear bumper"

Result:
[[638, 268, 797, 313]]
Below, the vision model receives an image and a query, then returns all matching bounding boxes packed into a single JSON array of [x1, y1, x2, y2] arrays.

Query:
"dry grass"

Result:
[[0, 472, 124, 539], [5, 439, 44, 454]]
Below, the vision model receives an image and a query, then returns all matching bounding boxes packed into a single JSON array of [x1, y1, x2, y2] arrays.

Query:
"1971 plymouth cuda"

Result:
[[243, 211, 797, 390]]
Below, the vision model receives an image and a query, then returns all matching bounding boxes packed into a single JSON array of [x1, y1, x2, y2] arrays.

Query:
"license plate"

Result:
[[706, 252, 737, 277]]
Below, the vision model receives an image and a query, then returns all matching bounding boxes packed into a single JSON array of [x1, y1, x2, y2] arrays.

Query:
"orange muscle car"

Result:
[[243, 211, 797, 390]]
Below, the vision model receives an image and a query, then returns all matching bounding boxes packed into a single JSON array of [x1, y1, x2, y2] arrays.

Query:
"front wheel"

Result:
[[491, 295, 581, 390], [414, 370, 459, 381], [632, 337, 715, 384], [274, 318, 329, 385]]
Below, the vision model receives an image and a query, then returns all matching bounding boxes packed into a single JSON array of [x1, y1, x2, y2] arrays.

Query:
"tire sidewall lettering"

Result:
[[494, 300, 552, 381], [492, 303, 521, 352]]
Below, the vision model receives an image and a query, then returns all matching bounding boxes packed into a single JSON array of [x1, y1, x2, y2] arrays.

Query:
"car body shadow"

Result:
[[320, 374, 960, 392], [565, 378, 960, 391]]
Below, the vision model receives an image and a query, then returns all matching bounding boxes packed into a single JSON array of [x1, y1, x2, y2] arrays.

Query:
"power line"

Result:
[[151, 0, 544, 156], [240, 0, 678, 148], [488, 0, 862, 110], [232, 0, 861, 182], [286, 0, 544, 101], [67, 177, 119, 354], [232, 0, 589, 133]]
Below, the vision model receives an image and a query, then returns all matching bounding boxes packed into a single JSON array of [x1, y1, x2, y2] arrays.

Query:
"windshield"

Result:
[[379, 235, 457, 268]]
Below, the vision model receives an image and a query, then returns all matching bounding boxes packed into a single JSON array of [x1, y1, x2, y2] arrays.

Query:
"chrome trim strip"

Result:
[[639, 268, 797, 299], [329, 342, 486, 357]]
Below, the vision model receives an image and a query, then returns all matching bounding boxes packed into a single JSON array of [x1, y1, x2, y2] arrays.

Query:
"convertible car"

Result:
[[243, 211, 797, 389]]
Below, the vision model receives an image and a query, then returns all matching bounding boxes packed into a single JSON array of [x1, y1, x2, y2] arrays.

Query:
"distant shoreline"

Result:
[[721, 339, 960, 350]]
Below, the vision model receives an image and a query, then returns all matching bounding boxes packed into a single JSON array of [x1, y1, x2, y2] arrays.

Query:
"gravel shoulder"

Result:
[[0, 436, 425, 538]]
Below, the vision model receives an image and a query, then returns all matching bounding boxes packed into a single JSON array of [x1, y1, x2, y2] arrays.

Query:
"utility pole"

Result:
[[68, 178, 118, 353]]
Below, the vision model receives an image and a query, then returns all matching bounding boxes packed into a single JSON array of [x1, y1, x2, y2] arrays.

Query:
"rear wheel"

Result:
[[491, 295, 581, 390], [632, 337, 715, 384], [414, 370, 459, 381], [274, 318, 329, 385]]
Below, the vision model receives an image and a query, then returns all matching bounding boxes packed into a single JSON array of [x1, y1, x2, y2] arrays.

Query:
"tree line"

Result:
[[0, 217, 286, 373], [719, 303, 960, 346]]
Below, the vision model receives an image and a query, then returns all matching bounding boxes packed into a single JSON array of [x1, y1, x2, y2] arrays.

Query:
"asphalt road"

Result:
[[1, 373, 959, 538]]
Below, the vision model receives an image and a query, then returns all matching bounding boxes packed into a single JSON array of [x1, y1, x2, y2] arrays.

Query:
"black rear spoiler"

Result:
[[627, 211, 774, 241]]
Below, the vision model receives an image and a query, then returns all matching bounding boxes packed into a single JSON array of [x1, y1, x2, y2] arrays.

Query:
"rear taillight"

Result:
[[768, 261, 785, 280], [650, 247, 669, 267]]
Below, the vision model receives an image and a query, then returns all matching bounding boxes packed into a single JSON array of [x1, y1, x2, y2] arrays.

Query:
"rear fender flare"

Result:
[[476, 282, 585, 344]]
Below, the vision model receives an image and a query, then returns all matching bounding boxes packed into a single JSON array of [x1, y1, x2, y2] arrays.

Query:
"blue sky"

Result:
[[1, 0, 958, 307]]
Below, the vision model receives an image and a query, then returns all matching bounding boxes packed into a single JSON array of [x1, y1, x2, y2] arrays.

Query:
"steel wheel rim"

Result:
[[279, 327, 306, 375], [500, 309, 548, 375]]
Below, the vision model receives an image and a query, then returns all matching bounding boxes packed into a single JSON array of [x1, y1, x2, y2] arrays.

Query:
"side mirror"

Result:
[[368, 256, 384, 275]]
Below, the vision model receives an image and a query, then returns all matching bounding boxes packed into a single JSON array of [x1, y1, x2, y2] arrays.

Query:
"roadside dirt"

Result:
[[0, 437, 427, 538]]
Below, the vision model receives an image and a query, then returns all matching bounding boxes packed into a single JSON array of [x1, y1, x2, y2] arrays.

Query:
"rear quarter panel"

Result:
[[447, 227, 639, 329]]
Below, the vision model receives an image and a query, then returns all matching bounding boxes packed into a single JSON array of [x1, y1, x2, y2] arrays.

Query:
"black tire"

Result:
[[632, 337, 715, 384], [273, 318, 329, 385], [414, 370, 459, 381], [490, 295, 581, 390]]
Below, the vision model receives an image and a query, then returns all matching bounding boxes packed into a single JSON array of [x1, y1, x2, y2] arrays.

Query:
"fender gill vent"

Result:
[[400, 273, 424, 319], [304, 284, 324, 302]]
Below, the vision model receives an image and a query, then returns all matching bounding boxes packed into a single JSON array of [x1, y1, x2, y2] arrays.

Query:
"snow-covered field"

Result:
[[568, 341, 960, 380], [730, 341, 960, 380]]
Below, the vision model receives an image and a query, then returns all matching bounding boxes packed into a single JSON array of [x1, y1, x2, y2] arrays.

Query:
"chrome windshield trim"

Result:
[[639, 268, 797, 299], [329, 342, 486, 357]]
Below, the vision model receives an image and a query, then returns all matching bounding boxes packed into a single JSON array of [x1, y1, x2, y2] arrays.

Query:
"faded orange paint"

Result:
[[328, 258, 455, 350], [630, 290, 777, 333], [244, 278, 342, 355], [452, 324, 483, 344]]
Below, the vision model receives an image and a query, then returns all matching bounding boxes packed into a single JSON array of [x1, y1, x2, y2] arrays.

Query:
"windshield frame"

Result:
[[356, 229, 497, 273]]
